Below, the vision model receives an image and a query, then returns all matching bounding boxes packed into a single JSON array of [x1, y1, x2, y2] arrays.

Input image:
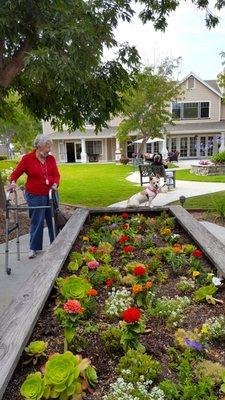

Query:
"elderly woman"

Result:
[[9, 134, 60, 259]]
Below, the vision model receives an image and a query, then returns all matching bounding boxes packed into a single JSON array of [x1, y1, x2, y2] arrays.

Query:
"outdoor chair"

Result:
[[139, 164, 176, 188]]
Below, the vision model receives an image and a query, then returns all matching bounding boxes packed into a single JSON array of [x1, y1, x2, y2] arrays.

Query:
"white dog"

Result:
[[127, 175, 167, 207]]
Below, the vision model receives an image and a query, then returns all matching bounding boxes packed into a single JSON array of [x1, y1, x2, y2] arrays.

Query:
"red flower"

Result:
[[119, 235, 129, 243], [123, 245, 134, 253], [122, 223, 129, 230], [106, 278, 114, 288], [63, 300, 84, 314], [88, 246, 97, 254], [122, 212, 129, 219], [122, 307, 141, 323], [192, 249, 203, 258], [133, 266, 146, 276]]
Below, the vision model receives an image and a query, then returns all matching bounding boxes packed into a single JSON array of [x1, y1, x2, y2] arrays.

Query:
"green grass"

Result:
[[175, 169, 225, 182], [170, 191, 225, 209], [0, 161, 141, 207]]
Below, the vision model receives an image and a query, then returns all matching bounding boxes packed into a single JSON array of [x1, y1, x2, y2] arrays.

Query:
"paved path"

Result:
[[0, 229, 50, 313], [109, 168, 225, 208]]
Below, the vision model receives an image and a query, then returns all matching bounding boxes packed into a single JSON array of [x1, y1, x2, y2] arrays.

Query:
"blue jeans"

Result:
[[25, 192, 55, 251]]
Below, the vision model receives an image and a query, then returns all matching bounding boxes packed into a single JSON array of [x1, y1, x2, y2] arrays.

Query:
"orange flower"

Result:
[[86, 288, 98, 296], [145, 281, 153, 289], [150, 218, 157, 225], [132, 284, 143, 294], [173, 244, 181, 253]]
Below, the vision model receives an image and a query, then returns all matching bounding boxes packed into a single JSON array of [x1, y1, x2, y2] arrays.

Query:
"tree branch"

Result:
[[0, 40, 29, 88]]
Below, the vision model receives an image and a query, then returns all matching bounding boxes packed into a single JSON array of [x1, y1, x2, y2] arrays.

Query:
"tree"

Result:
[[116, 58, 182, 156], [0, 93, 41, 155], [0, 0, 163, 132]]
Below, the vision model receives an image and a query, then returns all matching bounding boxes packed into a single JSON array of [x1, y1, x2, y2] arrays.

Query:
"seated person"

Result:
[[152, 153, 174, 186]]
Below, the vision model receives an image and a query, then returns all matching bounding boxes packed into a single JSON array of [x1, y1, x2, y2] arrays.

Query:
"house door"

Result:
[[75, 143, 82, 161], [66, 143, 75, 162]]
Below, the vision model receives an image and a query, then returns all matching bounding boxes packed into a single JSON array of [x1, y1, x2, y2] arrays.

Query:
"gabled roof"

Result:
[[180, 72, 222, 98]]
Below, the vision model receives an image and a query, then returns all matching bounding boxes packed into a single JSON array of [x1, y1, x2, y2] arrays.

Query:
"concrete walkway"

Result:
[[109, 160, 225, 208], [0, 229, 50, 313]]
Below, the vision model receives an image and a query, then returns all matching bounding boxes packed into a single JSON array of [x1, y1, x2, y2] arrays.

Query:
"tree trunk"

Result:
[[0, 40, 29, 88]]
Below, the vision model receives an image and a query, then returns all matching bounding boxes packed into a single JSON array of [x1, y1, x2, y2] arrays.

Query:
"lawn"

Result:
[[0, 161, 141, 207], [171, 190, 225, 209], [175, 168, 225, 182]]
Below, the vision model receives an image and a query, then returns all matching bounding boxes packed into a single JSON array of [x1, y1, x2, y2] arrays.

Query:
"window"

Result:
[[200, 102, 209, 118], [200, 137, 206, 156], [207, 136, 213, 156], [172, 102, 209, 120], [86, 141, 102, 155], [189, 137, 197, 157], [187, 76, 195, 89], [172, 102, 181, 119], [153, 142, 159, 153], [180, 137, 188, 157], [171, 138, 177, 152]]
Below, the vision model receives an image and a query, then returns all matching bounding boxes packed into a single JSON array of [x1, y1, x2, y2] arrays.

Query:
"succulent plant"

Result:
[[84, 366, 98, 387], [20, 372, 45, 400], [59, 276, 92, 300], [26, 341, 48, 357]]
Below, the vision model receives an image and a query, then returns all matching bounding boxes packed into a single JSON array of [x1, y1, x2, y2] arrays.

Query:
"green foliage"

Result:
[[101, 326, 123, 355], [0, 93, 41, 153], [68, 252, 84, 272], [194, 285, 218, 303], [149, 296, 191, 326], [160, 349, 217, 400], [203, 315, 225, 340], [20, 372, 46, 400], [84, 366, 98, 388], [195, 360, 225, 386], [177, 277, 195, 293], [213, 198, 225, 218], [117, 62, 181, 155], [57, 276, 92, 300], [116, 349, 161, 383], [90, 265, 121, 287], [25, 341, 48, 364], [164, 253, 188, 275], [211, 151, 225, 163], [119, 319, 146, 352], [0, 155, 7, 160]]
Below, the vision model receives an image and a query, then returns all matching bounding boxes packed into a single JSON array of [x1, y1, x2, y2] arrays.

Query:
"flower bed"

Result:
[[191, 163, 225, 176], [3, 210, 225, 400]]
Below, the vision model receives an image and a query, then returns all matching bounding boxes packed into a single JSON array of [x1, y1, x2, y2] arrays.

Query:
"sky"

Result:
[[103, 0, 225, 80]]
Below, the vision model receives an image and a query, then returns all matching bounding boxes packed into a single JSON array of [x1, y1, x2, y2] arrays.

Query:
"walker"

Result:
[[4, 187, 56, 275]]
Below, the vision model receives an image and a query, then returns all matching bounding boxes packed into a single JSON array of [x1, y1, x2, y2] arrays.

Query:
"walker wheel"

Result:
[[6, 268, 11, 275]]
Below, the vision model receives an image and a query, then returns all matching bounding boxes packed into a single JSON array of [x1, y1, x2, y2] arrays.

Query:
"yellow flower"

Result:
[[103, 215, 111, 221], [160, 227, 171, 236], [192, 270, 200, 278], [82, 236, 89, 242], [201, 324, 208, 334], [132, 284, 143, 294]]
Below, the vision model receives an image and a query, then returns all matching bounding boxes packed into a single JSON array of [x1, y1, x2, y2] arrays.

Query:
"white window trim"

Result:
[[85, 139, 103, 156], [171, 100, 211, 120]]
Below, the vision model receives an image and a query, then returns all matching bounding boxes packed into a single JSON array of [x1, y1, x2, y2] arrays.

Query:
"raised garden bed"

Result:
[[190, 164, 225, 176], [1, 206, 225, 400]]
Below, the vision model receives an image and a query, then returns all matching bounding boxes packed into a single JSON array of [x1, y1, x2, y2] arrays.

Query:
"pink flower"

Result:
[[63, 300, 84, 314], [87, 260, 100, 270]]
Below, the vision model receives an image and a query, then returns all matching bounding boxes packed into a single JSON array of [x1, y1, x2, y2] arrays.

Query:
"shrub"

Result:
[[211, 151, 225, 163], [0, 155, 7, 160], [100, 326, 123, 355], [195, 360, 225, 385], [119, 157, 130, 165], [116, 349, 161, 383]]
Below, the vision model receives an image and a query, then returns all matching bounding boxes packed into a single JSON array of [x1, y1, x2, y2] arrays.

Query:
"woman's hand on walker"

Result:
[[51, 183, 58, 191]]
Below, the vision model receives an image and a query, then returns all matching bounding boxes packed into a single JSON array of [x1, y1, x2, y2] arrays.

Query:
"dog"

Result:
[[127, 175, 167, 207]]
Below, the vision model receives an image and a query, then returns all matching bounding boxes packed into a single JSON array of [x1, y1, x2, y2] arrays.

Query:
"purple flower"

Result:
[[109, 223, 118, 230], [184, 337, 203, 351]]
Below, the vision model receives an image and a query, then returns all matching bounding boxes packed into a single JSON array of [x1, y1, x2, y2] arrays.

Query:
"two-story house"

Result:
[[43, 72, 225, 162]]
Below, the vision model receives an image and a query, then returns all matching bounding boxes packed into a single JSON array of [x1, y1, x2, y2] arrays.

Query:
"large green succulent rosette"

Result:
[[44, 351, 80, 398], [20, 372, 45, 400], [59, 276, 92, 300]]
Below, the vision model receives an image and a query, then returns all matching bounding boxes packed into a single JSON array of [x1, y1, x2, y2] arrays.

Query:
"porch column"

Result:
[[81, 139, 87, 163], [219, 132, 225, 152], [161, 135, 168, 159], [115, 138, 121, 162]]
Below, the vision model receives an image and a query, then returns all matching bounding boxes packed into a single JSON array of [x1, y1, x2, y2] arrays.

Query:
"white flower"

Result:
[[212, 276, 223, 286]]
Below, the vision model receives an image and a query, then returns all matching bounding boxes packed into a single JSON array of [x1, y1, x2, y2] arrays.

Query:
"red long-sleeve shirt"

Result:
[[10, 150, 60, 195]]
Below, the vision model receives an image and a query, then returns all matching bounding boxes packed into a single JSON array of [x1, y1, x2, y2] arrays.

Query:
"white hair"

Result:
[[34, 134, 52, 149]]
